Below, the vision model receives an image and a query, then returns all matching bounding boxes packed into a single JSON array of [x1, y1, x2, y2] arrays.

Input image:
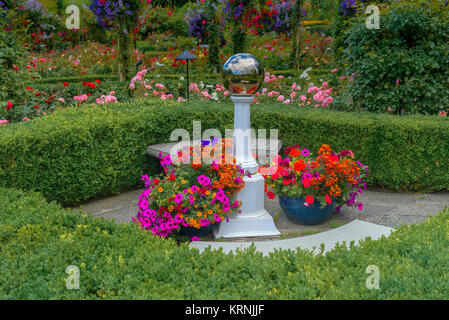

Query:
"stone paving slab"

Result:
[[190, 220, 394, 256], [74, 188, 448, 255], [75, 188, 449, 232]]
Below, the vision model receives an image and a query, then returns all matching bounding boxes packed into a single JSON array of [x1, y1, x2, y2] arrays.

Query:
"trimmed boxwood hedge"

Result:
[[1, 100, 449, 206], [0, 188, 448, 299]]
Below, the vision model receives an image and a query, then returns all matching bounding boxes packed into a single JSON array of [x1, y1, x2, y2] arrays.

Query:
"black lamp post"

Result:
[[176, 50, 197, 101]]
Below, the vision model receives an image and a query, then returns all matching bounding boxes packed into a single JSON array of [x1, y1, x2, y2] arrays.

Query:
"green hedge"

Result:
[[0, 188, 448, 299], [1, 100, 449, 206]]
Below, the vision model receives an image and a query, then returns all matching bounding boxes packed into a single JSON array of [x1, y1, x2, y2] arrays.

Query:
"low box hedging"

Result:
[[0, 188, 448, 299], [1, 100, 449, 206]]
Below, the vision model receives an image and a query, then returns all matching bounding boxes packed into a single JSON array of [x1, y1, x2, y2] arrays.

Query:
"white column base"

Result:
[[213, 173, 281, 239]]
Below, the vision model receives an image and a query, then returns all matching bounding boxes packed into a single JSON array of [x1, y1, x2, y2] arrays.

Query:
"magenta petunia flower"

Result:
[[200, 219, 211, 227], [214, 214, 222, 222], [191, 236, 200, 242], [174, 193, 183, 204], [162, 154, 172, 165], [197, 175, 211, 186], [223, 203, 231, 212], [301, 149, 310, 157]]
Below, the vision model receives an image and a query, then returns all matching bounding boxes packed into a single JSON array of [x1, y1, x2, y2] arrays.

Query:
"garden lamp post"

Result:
[[213, 53, 280, 238], [176, 50, 197, 101]]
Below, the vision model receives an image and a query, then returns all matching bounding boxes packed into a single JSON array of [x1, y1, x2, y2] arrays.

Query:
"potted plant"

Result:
[[260, 144, 369, 225], [134, 139, 246, 240]]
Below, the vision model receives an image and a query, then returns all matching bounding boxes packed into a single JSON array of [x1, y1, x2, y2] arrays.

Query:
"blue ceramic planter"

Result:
[[279, 196, 335, 226], [179, 224, 213, 238]]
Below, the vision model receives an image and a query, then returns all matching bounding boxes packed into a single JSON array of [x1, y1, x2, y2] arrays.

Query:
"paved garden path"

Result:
[[75, 188, 449, 233]]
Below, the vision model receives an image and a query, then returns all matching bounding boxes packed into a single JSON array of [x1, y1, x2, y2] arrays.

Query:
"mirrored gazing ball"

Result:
[[221, 53, 263, 95]]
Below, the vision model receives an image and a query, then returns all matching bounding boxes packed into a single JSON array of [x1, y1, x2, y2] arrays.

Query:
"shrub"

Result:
[[1, 101, 449, 206], [341, 1, 449, 115], [0, 187, 448, 299]]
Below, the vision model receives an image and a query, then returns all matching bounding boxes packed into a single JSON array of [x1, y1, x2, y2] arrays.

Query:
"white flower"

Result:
[[200, 81, 204, 89], [180, 76, 185, 81], [211, 92, 218, 101]]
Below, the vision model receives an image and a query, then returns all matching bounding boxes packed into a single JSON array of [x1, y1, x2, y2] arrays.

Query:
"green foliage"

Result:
[[1, 187, 448, 299], [341, 1, 449, 115], [0, 32, 27, 102], [1, 101, 449, 205], [231, 26, 247, 54]]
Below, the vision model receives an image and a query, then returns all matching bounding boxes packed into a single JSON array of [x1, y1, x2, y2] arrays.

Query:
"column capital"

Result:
[[231, 95, 254, 104]]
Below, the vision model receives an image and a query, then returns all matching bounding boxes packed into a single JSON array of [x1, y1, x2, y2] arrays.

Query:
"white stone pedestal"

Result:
[[213, 95, 280, 239]]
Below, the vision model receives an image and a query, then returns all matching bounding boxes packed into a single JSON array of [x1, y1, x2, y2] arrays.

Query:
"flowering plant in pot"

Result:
[[134, 139, 245, 240], [260, 144, 369, 225]]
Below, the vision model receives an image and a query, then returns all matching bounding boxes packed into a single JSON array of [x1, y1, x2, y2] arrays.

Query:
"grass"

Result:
[[279, 230, 322, 239], [329, 220, 348, 229]]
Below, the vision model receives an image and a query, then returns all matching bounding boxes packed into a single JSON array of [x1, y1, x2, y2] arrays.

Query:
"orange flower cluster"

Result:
[[315, 145, 361, 198]]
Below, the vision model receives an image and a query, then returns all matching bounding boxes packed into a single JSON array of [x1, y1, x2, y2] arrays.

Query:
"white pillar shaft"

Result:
[[232, 95, 258, 174], [213, 95, 280, 238]]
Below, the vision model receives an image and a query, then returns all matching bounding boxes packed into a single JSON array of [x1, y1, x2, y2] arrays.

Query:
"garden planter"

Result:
[[179, 224, 214, 238], [279, 196, 335, 226]]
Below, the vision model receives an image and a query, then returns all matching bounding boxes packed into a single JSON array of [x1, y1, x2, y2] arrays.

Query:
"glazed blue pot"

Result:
[[279, 196, 335, 226], [179, 224, 213, 238]]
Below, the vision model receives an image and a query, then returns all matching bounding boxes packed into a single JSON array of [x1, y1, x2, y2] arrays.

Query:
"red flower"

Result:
[[289, 148, 301, 158], [96, 79, 101, 84], [293, 160, 305, 172], [325, 194, 332, 204], [88, 82, 96, 89], [82, 81, 87, 87], [305, 195, 314, 204], [303, 178, 311, 188], [267, 191, 275, 200], [63, 82, 69, 86], [6, 101, 13, 111]]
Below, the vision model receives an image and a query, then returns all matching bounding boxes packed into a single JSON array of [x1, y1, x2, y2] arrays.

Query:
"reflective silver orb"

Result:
[[222, 53, 263, 95]]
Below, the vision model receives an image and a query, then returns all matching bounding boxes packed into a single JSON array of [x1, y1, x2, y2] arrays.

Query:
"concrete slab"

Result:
[[189, 220, 394, 256], [75, 188, 449, 231]]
